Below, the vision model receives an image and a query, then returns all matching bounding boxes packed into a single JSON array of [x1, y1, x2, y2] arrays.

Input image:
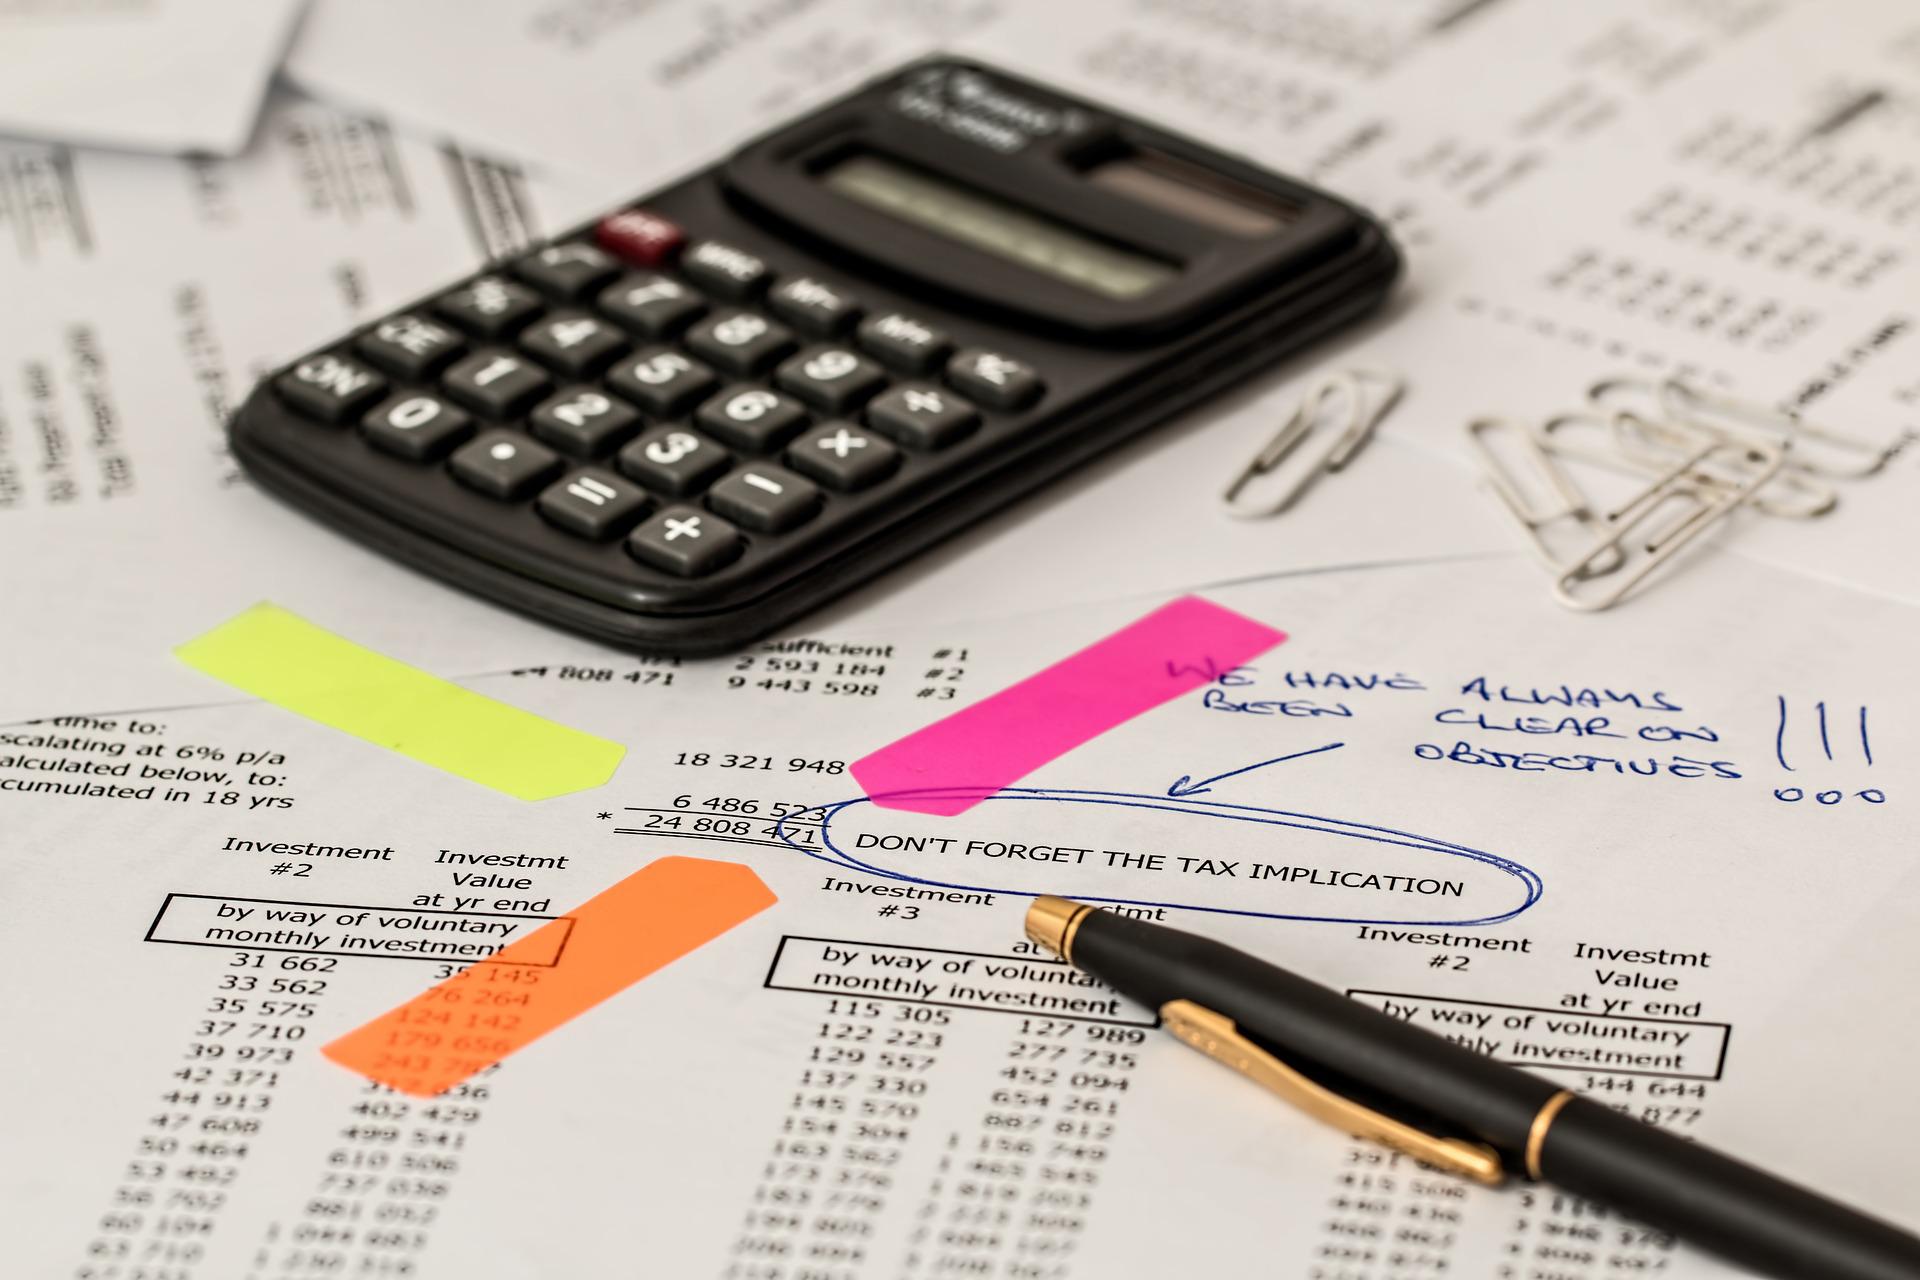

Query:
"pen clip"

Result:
[[1160, 999, 1506, 1186]]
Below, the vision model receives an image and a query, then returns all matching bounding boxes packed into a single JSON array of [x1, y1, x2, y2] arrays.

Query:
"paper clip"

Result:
[[1610, 408, 1836, 518], [1465, 417, 1623, 576], [1224, 367, 1405, 519], [1658, 378, 1906, 480], [1552, 438, 1784, 612], [1587, 380, 1836, 517]]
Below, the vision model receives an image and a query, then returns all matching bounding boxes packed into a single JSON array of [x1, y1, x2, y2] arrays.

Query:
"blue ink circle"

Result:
[[774, 786, 1543, 927]]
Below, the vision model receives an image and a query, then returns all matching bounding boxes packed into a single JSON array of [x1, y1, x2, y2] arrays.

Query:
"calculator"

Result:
[[232, 58, 1399, 654]]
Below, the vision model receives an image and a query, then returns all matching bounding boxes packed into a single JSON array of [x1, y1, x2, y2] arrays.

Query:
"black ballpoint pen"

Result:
[[1024, 896, 1920, 1280]]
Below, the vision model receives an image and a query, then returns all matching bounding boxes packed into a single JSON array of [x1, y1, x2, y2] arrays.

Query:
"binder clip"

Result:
[[1224, 366, 1405, 519]]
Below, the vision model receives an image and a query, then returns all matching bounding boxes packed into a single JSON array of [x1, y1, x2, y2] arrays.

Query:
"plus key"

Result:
[[628, 506, 743, 577]]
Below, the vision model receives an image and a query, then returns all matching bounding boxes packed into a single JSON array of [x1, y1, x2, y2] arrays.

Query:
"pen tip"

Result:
[[1026, 895, 1089, 960]]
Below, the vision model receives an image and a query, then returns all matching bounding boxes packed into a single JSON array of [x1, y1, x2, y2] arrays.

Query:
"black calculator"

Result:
[[233, 58, 1399, 654]]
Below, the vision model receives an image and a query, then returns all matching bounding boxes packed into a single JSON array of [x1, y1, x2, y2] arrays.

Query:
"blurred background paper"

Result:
[[0, 0, 307, 156], [285, 0, 995, 178]]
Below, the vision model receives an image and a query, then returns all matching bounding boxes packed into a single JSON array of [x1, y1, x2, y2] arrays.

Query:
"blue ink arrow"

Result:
[[1167, 742, 1345, 798]]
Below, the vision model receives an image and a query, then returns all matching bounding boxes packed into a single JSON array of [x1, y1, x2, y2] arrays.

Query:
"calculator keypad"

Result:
[[682, 241, 770, 299], [268, 209, 1053, 586], [278, 354, 389, 423], [708, 465, 820, 533], [537, 468, 652, 540], [512, 242, 621, 300], [769, 277, 861, 337], [596, 210, 685, 268], [598, 273, 704, 337], [607, 348, 719, 417], [867, 384, 979, 450], [361, 392, 473, 461], [695, 386, 809, 452], [529, 387, 641, 458], [788, 421, 898, 491], [519, 312, 630, 379], [618, 427, 731, 497], [775, 346, 887, 414], [947, 348, 1043, 410], [628, 507, 742, 577], [450, 430, 563, 500], [858, 312, 952, 374], [434, 276, 543, 339], [686, 310, 797, 377], [356, 315, 464, 381], [444, 351, 553, 419]]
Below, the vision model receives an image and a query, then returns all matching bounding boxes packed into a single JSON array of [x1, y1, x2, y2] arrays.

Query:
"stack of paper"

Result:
[[2, 3, 1915, 1277]]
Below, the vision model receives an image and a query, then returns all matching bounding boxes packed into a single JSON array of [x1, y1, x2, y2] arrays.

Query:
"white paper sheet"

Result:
[[0, 0, 308, 156], [4, 551, 1913, 1277]]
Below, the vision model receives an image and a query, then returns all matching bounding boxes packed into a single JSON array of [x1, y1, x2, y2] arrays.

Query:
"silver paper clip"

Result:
[[1224, 367, 1405, 519], [1610, 408, 1836, 518], [1465, 417, 1624, 576], [1553, 438, 1784, 612], [1658, 378, 1905, 480], [1588, 378, 1838, 518]]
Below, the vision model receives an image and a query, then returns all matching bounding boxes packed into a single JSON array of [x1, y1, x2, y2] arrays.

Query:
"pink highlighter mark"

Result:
[[853, 596, 1287, 817]]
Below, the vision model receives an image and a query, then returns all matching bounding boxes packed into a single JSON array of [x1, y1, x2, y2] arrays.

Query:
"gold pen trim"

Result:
[[1161, 999, 1506, 1186], [1025, 895, 1096, 963], [1525, 1089, 1575, 1180]]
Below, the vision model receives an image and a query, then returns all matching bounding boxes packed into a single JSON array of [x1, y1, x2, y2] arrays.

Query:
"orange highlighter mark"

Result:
[[323, 856, 776, 1097]]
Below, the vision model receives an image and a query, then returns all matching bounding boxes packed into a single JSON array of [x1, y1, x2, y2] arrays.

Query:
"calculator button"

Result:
[[432, 275, 544, 339], [606, 347, 719, 417], [682, 240, 770, 299], [694, 386, 809, 451], [517, 311, 629, 379], [355, 314, 464, 381], [597, 272, 705, 338], [685, 310, 797, 377], [617, 426, 730, 497], [627, 507, 743, 578], [866, 384, 980, 450], [529, 387, 642, 458], [857, 312, 952, 374], [536, 468, 652, 540], [442, 350, 553, 419], [788, 421, 899, 492], [276, 353, 389, 423], [708, 465, 821, 534], [947, 348, 1043, 411], [768, 276, 862, 337], [596, 209, 685, 268], [510, 242, 620, 300], [774, 346, 888, 414], [360, 392, 473, 461], [449, 430, 563, 500]]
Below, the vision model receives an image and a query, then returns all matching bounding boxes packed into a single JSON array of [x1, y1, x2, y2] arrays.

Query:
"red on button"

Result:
[[596, 209, 685, 267]]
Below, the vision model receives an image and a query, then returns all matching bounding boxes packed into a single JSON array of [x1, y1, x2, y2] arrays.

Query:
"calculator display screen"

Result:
[[821, 152, 1177, 300]]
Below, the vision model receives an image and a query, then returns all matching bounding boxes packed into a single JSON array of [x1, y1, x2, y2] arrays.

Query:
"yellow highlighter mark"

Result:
[[175, 603, 624, 801]]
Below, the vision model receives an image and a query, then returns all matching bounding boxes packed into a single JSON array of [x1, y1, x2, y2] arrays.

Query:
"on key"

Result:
[[276, 353, 387, 423]]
